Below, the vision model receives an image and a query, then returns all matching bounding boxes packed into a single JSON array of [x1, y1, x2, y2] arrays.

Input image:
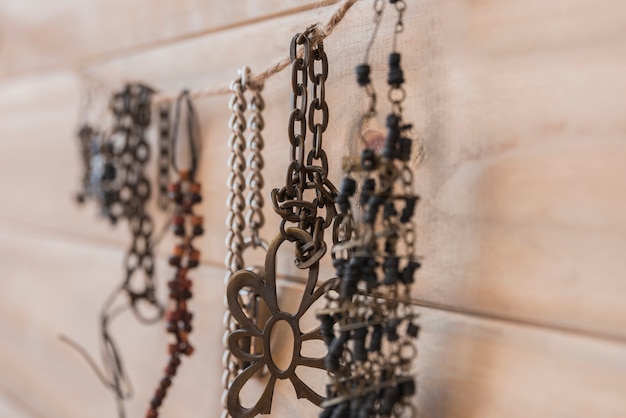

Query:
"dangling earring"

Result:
[[318, 1, 421, 417], [222, 67, 270, 418], [145, 90, 203, 418], [225, 32, 340, 417]]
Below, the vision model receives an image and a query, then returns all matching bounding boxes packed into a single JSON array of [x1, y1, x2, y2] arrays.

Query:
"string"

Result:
[[151, 0, 359, 104]]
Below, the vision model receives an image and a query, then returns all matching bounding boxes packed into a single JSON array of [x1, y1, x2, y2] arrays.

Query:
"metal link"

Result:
[[222, 68, 269, 418]]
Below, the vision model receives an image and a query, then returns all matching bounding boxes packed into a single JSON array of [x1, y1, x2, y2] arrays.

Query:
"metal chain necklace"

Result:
[[225, 32, 340, 417], [318, 1, 421, 417], [222, 67, 269, 418], [146, 91, 203, 418], [68, 83, 165, 418]]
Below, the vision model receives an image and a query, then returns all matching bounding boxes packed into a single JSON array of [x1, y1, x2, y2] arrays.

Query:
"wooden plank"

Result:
[[1, 223, 625, 417], [0, 0, 625, 342], [0, 0, 339, 77]]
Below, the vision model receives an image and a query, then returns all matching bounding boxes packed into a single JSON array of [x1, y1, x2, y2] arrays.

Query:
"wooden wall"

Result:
[[1, 0, 626, 417]]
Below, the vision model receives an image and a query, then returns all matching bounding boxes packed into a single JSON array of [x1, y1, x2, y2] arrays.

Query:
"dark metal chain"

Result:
[[272, 33, 338, 269], [157, 104, 171, 211], [67, 84, 165, 418]]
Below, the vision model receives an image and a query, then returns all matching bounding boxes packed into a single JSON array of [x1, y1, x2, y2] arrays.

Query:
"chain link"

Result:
[[272, 33, 338, 268], [223, 68, 268, 418]]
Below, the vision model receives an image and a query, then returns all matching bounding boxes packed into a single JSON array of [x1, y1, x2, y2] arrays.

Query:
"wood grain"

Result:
[[0, 0, 339, 77], [1, 0, 625, 341], [1, 223, 625, 418]]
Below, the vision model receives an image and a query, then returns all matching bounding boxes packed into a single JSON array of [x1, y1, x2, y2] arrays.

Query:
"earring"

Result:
[[146, 90, 203, 418], [318, 1, 421, 417], [225, 32, 340, 417], [222, 67, 270, 418]]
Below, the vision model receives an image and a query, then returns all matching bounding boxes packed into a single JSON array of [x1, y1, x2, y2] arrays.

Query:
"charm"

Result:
[[226, 33, 339, 417], [222, 67, 271, 418]]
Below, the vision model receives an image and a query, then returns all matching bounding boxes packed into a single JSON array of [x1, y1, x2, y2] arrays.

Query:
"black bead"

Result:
[[387, 52, 405, 87], [407, 321, 420, 339], [355, 64, 371, 86], [400, 196, 417, 223], [168, 255, 181, 267], [192, 225, 204, 236], [383, 257, 400, 285], [340, 177, 357, 196], [401, 259, 421, 285], [360, 148, 376, 171]]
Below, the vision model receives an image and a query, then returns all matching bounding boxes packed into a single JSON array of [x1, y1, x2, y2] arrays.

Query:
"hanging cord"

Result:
[[140, 0, 359, 104]]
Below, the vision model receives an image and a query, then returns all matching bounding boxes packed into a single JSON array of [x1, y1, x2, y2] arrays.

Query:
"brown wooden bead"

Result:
[[172, 215, 184, 226], [179, 169, 190, 181], [189, 182, 201, 194], [183, 344, 194, 356], [167, 343, 179, 355], [146, 409, 158, 418], [189, 249, 200, 261], [190, 215, 203, 226], [170, 356, 181, 367], [160, 377, 172, 389], [155, 388, 166, 399], [167, 182, 181, 193]]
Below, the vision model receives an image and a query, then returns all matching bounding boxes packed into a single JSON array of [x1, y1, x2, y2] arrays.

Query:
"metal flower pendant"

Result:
[[226, 227, 336, 417]]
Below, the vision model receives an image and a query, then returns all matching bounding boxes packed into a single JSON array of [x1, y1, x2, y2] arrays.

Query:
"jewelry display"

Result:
[[225, 32, 340, 417], [146, 91, 203, 418], [222, 67, 270, 418], [318, 1, 421, 417]]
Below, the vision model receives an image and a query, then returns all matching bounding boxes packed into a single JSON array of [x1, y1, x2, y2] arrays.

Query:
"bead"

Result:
[[179, 170, 190, 181], [167, 344, 179, 356], [398, 137, 412, 162], [169, 356, 181, 367], [383, 201, 397, 220], [183, 344, 194, 356], [340, 177, 357, 197], [352, 327, 368, 362], [168, 183, 181, 194], [383, 256, 400, 285], [369, 324, 383, 352], [192, 225, 204, 236], [190, 249, 200, 261], [155, 387, 166, 399], [165, 364, 177, 376], [400, 378, 416, 398], [360, 149, 376, 171], [385, 318, 400, 342], [168, 255, 181, 267], [401, 259, 420, 285], [189, 182, 201, 193], [160, 377, 172, 389], [146, 410, 158, 418], [150, 397, 162, 409], [359, 177, 376, 206], [191, 215, 204, 225], [400, 196, 417, 223], [318, 314, 336, 346], [387, 52, 405, 87], [190, 193, 202, 204], [355, 63, 371, 86], [407, 321, 420, 339], [173, 225, 185, 237]]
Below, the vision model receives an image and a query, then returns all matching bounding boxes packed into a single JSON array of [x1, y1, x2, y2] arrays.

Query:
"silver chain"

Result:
[[223, 67, 266, 418]]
